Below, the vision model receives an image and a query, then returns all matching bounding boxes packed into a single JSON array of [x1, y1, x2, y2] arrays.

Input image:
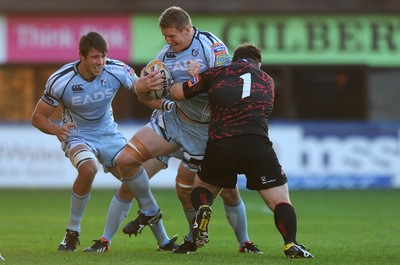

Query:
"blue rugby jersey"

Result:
[[41, 59, 138, 132], [156, 27, 230, 123]]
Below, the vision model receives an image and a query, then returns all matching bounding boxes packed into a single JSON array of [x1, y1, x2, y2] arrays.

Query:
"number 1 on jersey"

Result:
[[240, 73, 251, 98]]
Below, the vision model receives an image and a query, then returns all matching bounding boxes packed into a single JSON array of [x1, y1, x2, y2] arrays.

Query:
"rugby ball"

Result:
[[144, 59, 173, 99]]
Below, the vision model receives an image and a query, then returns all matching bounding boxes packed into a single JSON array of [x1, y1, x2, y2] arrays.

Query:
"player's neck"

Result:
[[77, 62, 96, 81]]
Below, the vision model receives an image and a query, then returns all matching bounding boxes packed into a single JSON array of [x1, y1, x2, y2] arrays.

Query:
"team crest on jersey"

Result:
[[191, 48, 199, 57], [100, 78, 107, 86]]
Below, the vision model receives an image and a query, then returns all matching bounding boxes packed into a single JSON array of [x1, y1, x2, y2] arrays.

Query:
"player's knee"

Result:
[[78, 162, 98, 177], [175, 180, 193, 208], [176, 180, 193, 197], [117, 138, 149, 169]]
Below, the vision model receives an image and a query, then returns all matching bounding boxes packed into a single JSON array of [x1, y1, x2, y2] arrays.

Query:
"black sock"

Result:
[[191, 187, 214, 210], [274, 203, 297, 244]]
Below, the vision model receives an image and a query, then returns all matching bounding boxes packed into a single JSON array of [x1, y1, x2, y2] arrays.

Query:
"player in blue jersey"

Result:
[[31, 31, 176, 252], [112, 6, 262, 254], [169, 43, 314, 259]]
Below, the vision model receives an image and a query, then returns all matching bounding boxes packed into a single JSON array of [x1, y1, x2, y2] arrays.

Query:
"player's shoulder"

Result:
[[51, 61, 77, 78], [195, 28, 224, 45], [195, 28, 230, 66], [104, 58, 136, 77], [104, 58, 126, 70], [47, 61, 78, 89]]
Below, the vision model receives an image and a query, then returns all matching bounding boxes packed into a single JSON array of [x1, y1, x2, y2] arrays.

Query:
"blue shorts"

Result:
[[62, 127, 126, 170], [147, 106, 208, 171]]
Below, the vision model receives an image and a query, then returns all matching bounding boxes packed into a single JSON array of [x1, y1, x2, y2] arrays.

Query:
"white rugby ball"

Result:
[[144, 59, 173, 99]]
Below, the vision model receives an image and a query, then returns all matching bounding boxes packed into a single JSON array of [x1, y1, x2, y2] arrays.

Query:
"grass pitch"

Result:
[[0, 188, 399, 264]]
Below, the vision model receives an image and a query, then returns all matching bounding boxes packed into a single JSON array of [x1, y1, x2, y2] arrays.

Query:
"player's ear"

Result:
[[184, 24, 192, 34]]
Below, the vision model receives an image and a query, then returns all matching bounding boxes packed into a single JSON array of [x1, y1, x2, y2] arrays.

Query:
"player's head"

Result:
[[232, 43, 262, 66], [79, 31, 109, 58], [78, 32, 109, 79], [159, 6, 194, 53], [159, 6, 192, 31]]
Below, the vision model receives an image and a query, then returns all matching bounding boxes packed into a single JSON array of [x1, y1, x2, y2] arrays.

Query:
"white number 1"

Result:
[[240, 73, 251, 98]]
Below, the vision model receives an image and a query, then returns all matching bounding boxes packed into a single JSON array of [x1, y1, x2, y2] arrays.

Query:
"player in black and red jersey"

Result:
[[169, 43, 314, 259]]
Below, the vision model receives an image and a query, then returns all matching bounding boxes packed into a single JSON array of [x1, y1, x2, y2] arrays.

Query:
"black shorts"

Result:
[[198, 135, 287, 190]]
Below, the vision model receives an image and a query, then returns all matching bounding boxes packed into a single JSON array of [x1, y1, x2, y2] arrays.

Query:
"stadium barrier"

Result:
[[0, 121, 399, 189]]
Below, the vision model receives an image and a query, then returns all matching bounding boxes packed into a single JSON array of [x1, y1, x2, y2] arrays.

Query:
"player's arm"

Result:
[[137, 94, 174, 111], [31, 100, 74, 142], [170, 74, 204, 101], [169, 83, 185, 101]]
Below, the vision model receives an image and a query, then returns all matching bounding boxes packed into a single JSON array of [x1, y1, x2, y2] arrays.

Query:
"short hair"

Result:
[[232, 43, 262, 65], [159, 6, 192, 32], [79, 31, 108, 57]]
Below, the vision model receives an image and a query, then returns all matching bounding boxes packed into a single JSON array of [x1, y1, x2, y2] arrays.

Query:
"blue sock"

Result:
[[124, 167, 159, 215], [68, 191, 91, 233], [184, 208, 196, 242], [102, 193, 132, 244], [150, 219, 170, 247], [224, 200, 250, 246]]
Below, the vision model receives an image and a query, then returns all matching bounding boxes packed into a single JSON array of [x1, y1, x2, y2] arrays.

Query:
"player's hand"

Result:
[[188, 60, 201, 77], [56, 123, 75, 142], [134, 68, 163, 95]]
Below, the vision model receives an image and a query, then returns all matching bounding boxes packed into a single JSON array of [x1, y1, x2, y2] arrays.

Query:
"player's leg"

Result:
[[117, 127, 172, 221], [219, 187, 263, 253], [175, 162, 196, 236], [247, 135, 313, 258], [84, 160, 174, 252], [190, 174, 222, 248], [144, 158, 179, 251], [59, 143, 98, 251], [117, 128, 178, 248], [172, 161, 199, 254], [257, 185, 313, 258]]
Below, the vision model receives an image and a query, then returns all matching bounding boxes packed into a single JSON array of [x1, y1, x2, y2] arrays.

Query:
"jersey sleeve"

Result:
[[41, 64, 74, 108], [42, 81, 60, 108], [205, 32, 230, 68], [211, 42, 230, 67]]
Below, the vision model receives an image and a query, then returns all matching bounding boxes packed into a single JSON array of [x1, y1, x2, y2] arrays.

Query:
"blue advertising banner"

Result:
[[238, 122, 400, 190]]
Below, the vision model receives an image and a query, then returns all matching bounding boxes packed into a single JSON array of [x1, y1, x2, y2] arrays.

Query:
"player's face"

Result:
[[79, 49, 107, 80], [161, 26, 192, 53]]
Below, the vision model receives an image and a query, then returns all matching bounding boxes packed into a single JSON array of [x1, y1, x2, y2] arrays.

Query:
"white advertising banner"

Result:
[[0, 123, 179, 189], [0, 123, 399, 189]]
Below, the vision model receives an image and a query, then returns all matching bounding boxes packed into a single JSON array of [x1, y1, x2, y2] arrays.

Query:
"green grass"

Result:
[[0, 188, 399, 264]]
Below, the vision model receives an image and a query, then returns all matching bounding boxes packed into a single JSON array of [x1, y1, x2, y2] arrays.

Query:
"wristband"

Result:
[[161, 99, 175, 111]]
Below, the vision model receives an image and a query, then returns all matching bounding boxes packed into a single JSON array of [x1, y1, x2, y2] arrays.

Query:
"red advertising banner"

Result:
[[7, 15, 131, 63]]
